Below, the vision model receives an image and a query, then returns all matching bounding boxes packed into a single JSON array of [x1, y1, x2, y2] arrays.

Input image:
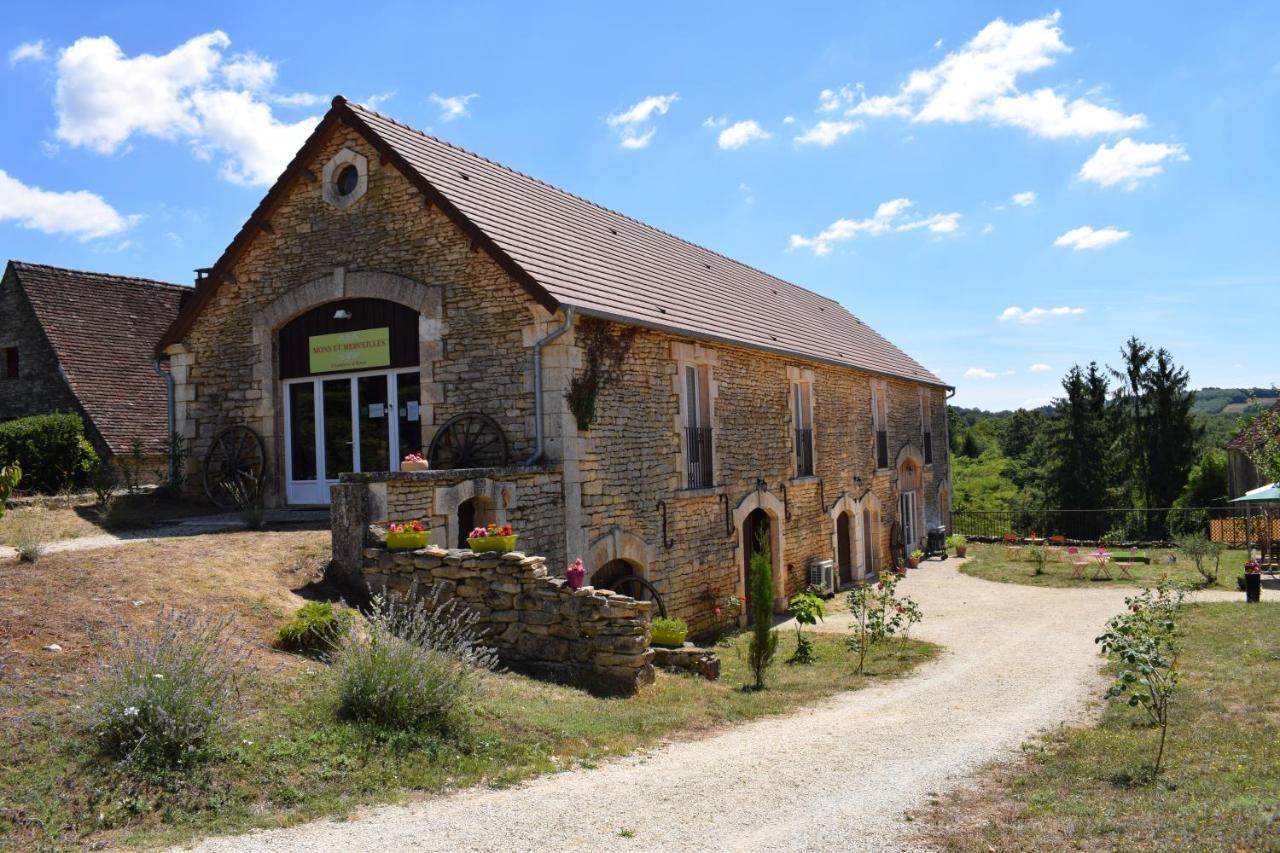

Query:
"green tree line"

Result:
[[950, 337, 1234, 520]]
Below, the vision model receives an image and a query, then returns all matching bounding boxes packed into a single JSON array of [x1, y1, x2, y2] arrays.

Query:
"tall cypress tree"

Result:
[[1109, 337, 1153, 507], [1145, 347, 1200, 509], [1049, 363, 1111, 534]]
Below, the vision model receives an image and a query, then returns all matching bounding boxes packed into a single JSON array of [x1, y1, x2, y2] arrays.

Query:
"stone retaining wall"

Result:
[[362, 545, 655, 695]]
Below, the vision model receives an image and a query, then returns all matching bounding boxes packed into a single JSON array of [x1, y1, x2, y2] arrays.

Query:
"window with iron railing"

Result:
[[923, 431, 933, 465], [795, 428, 814, 477], [685, 426, 714, 489], [876, 429, 889, 470]]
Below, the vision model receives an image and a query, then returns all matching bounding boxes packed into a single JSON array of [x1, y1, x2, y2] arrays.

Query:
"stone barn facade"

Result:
[[157, 97, 952, 631]]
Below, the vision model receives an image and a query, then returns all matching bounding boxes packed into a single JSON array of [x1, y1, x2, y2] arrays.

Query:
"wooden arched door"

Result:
[[836, 511, 853, 585]]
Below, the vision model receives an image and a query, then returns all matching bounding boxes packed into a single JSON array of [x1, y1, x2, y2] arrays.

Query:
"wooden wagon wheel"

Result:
[[427, 413, 509, 470], [203, 425, 266, 508], [605, 575, 668, 620]]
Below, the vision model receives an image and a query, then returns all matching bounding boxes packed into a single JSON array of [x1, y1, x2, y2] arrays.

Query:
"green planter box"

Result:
[[650, 625, 688, 648], [468, 535, 518, 553], [385, 531, 429, 551]]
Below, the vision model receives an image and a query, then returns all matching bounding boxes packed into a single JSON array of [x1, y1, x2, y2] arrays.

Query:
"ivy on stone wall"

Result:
[[565, 317, 637, 431]]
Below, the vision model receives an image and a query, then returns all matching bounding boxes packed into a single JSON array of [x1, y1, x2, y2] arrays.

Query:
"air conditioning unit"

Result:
[[807, 558, 836, 597]]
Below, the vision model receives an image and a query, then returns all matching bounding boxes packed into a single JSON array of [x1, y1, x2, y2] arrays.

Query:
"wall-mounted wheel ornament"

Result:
[[203, 425, 266, 508], [604, 575, 668, 619], [427, 413, 509, 470]]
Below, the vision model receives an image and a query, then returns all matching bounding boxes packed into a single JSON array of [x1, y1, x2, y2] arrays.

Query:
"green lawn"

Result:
[[922, 601, 1280, 851], [958, 542, 1245, 592], [1, 629, 936, 850]]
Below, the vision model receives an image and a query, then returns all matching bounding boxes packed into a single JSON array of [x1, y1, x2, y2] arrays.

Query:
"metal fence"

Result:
[[951, 506, 1279, 547]]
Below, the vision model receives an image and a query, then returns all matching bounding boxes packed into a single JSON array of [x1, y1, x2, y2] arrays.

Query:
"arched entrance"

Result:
[[862, 491, 883, 579], [456, 495, 495, 544], [742, 508, 771, 624], [279, 297, 422, 504], [732, 490, 786, 617], [897, 449, 924, 554], [835, 511, 854, 585]]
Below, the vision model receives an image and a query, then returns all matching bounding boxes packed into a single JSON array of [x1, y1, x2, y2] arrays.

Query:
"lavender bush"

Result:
[[87, 610, 253, 772], [332, 584, 497, 735]]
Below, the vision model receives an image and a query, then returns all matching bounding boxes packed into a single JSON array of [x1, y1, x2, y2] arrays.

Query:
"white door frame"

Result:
[[283, 367, 419, 505]]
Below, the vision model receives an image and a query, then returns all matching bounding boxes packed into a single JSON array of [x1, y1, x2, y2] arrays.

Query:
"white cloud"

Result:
[[702, 115, 726, 128], [364, 91, 395, 110], [8, 40, 46, 66], [0, 169, 139, 240], [189, 89, 319, 186], [739, 182, 754, 205], [1053, 225, 1130, 250], [607, 93, 677, 149], [998, 305, 1087, 324], [1029, 362, 1052, 372], [1077, 137, 1188, 189], [221, 52, 275, 90], [835, 12, 1147, 140], [607, 93, 678, 126], [964, 367, 998, 379], [818, 86, 855, 112], [782, 115, 796, 124], [618, 128, 655, 150], [718, 119, 770, 150], [52, 32, 320, 187], [1011, 190, 1036, 206], [934, 38, 944, 49], [789, 198, 961, 254], [272, 92, 326, 107], [429, 92, 477, 121], [793, 119, 861, 146]]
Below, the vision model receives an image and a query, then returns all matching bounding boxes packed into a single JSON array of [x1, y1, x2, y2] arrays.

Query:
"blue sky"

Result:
[[2, 2, 1278, 409]]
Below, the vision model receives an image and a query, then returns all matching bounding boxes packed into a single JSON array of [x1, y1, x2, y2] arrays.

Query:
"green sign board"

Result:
[[308, 327, 391, 374]]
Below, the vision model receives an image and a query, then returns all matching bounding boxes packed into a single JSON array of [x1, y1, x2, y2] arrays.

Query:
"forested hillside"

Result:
[[949, 341, 1272, 515]]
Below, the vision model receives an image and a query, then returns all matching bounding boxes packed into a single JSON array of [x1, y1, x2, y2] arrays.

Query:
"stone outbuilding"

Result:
[[0, 260, 186, 471], [156, 96, 953, 630]]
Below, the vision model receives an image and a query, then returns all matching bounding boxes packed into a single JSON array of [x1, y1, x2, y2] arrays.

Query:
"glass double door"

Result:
[[285, 369, 420, 504]]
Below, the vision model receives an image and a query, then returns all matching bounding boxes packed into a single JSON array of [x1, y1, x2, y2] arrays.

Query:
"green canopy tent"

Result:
[[1229, 482, 1280, 565]]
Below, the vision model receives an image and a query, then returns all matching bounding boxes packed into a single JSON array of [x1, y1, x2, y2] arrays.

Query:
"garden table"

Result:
[[1091, 554, 1112, 580]]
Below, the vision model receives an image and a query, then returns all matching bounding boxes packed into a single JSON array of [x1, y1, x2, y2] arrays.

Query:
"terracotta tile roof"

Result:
[[344, 102, 945, 387], [160, 97, 946, 388], [8, 261, 187, 455], [1226, 400, 1280, 451]]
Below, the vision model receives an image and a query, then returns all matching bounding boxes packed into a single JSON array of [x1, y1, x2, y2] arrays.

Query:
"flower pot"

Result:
[[1244, 572, 1262, 603], [401, 459, 429, 472], [907, 557, 920, 569], [468, 534, 518, 554], [954, 545, 967, 558], [650, 625, 687, 648], [385, 531, 428, 551]]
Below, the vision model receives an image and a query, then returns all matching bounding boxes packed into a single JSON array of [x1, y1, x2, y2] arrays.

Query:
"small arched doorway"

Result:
[[591, 558, 666, 618], [836, 511, 854, 585], [742, 508, 771, 623], [456, 495, 496, 545], [862, 504, 880, 578], [898, 458, 923, 553]]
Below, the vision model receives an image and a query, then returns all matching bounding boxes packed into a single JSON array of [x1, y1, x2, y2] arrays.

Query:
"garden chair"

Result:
[[1068, 547, 1088, 578]]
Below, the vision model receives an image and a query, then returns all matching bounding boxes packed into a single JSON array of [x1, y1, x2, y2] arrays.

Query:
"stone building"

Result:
[[1226, 400, 1278, 498], [0, 260, 186, 469], [157, 97, 952, 629]]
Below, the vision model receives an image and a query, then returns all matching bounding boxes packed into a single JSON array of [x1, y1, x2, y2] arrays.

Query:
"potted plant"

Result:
[[908, 548, 924, 568], [467, 522, 518, 553], [946, 534, 968, 558], [1243, 559, 1262, 603], [385, 520, 428, 551], [650, 616, 689, 648], [401, 452, 429, 472]]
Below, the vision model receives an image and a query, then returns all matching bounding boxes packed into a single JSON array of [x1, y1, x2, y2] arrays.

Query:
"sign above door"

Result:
[[308, 327, 391, 374]]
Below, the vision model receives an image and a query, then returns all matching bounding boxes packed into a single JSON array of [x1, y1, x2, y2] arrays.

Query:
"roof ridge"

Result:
[[345, 101, 854, 315], [9, 260, 189, 291]]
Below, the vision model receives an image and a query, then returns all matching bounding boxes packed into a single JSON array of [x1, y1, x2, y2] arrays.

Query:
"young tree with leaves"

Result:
[[746, 531, 777, 690]]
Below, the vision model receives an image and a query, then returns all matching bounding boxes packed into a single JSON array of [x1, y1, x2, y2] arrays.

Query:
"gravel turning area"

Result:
[[187, 560, 1237, 853]]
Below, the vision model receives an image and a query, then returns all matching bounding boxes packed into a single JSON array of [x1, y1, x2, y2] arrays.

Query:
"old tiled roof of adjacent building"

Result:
[[1226, 399, 1280, 451], [6, 261, 187, 454], [161, 96, 947, 388]]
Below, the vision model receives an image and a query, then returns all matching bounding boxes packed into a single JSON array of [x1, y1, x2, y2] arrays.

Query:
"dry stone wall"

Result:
[[362, 546, 655, 695]]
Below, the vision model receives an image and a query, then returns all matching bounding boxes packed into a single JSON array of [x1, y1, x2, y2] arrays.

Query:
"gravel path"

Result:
[[187, 560, 1238, 853]]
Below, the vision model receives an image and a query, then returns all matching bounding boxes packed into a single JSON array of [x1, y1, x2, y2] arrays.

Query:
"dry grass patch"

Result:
[[0, 532, 937, 850]]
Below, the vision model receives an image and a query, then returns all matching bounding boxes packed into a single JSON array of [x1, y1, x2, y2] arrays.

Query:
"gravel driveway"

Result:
[[187, 560, 1237, 853]]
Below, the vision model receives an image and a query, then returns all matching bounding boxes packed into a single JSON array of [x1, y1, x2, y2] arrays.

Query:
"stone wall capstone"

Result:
[[362, 545, 655, 696]]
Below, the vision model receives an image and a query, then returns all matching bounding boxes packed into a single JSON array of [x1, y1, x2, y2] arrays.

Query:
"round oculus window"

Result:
[[334, 164, 359, 197]]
